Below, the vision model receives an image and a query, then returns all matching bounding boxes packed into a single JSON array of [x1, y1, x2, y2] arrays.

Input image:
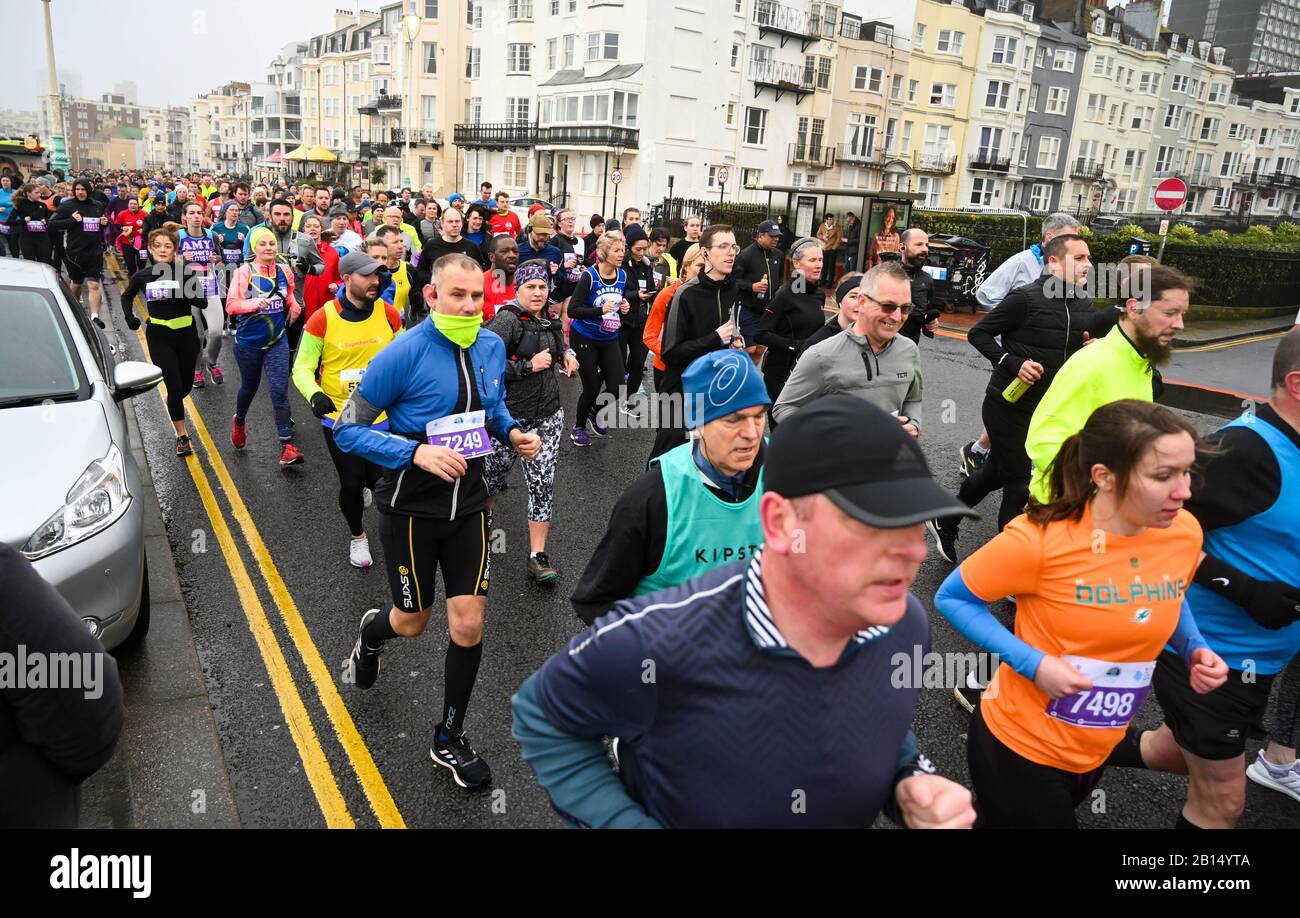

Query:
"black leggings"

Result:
[[146, 321, 200, 423], [621, 322, 648, 396], [323, 424, 382, 537], [118, 246, 141, 278], [0, 742, 80, 828], [957, 392, 1034, 531], [572, 328, 624, 426], [967, 703, 1106, 828], [19, 233, 56, 267]]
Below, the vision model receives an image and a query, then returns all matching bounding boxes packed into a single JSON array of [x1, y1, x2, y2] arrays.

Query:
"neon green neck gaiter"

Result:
[[432, 311, 482, 349]]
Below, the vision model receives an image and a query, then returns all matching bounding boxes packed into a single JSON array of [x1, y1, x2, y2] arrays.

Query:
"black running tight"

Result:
[[145, 322, 200, 422]]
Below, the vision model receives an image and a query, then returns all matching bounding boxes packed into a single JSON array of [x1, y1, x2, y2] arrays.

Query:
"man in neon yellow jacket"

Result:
[[1026, 261, 1194, 502]]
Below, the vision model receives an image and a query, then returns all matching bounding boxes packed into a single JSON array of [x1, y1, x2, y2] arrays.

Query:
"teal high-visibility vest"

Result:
[[634, 441, 765, 597]]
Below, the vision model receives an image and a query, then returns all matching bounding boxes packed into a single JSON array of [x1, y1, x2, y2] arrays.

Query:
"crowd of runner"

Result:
[[4, 164, 1298, 830]]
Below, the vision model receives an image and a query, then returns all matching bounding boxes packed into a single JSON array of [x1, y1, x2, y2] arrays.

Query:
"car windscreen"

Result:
[[0, 287, 87, 407]]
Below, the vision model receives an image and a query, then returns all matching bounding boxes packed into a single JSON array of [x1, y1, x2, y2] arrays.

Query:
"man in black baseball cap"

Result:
[[733, 218, 786, 340], [513, 393, 975, 828]]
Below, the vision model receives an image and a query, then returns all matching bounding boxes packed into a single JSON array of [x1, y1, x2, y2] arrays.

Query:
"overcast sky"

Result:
[[10, 0, 351, 111]]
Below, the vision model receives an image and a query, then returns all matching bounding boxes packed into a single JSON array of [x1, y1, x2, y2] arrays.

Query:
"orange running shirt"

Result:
[[960, 506, 1202, 773]]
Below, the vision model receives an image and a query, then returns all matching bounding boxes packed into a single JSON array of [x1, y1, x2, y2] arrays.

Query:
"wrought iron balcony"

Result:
[[969, 152, 1012, 173], [1188, 171, 1213, 188], [359, 140, 400, 159], [535, 125, 640, 148], [392, 128, 444, 147], [913, 152, 958, 174], [839, 144, 883, 166], [749, 60, 814, 102], [1269, 170, 1299, 188], [788, 142, 836, 168], [359, 94, 403, 114], [452, 122, 538, 149], [1069, 159, 1106, 182], [753, 0, 817, 51]]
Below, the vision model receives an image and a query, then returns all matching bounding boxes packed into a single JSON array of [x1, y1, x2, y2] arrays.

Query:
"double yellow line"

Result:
[[112, 264, 404, 828]]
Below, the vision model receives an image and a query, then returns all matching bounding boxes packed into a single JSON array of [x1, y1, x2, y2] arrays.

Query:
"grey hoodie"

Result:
[[771, 327, 923, 429]]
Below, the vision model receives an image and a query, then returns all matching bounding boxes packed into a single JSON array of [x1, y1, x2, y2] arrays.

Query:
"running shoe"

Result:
[[209, 365, 224, 385], [349, 536, 373, 569], [193, 370, 206, 389], [569, 425, 591, 447], [343, 608, 383, 690], [958, 441, 985, 478], [92, 314, 106, 329], [619, 401, 641, 418], [588, 414, 609, 438], [527, 552, 559, 583], [1246, 752, 1300, 803], [430, 724, 493, 789], [953, 671, 985, 714], [175, 435, 193, 457], [279, 442, 305, 466], [230, 416, 247, 449], [926, 519, 959, 564]]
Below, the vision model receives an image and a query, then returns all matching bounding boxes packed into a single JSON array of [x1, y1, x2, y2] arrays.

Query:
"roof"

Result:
[[539, 64, 643, 87], [752, 185, 922, 201]]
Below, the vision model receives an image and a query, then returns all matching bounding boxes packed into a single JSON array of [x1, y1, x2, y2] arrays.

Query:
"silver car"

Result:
[[0, 259, 163, 650]]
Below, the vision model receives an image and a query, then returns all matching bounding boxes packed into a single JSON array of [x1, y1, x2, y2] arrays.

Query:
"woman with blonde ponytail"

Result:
[[934, 399, 1228, 828]]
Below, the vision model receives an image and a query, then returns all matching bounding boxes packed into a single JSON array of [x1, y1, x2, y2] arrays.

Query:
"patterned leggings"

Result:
[[483, 409, 564, 522]]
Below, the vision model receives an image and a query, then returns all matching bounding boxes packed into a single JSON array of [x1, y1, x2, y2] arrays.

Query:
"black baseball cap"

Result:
[[765, 395, 976, 527], [757, 219, 782, 237]]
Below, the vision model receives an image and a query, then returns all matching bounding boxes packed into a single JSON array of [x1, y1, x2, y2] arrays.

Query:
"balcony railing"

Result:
[[453, 122, 538, 149], [838, 144, 881, 166], [392, 128, 444, 147], [749, 60, 814, 101], [535, 125, 640, 148], [789, 142, 836, 168], [1188, 171, 1213, 188], [1069, 159, 1106, 182], [913, 152, 958, 174], [1269, 170, 1299, 188], [359, 140, 400, 159], [969, 152, 1012, 173], [753, 0, 814, 45]]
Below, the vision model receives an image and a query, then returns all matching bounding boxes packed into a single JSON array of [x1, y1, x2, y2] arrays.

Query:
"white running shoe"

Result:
[[349, 536, 373, 568], [1246, 752, 1300, 804]]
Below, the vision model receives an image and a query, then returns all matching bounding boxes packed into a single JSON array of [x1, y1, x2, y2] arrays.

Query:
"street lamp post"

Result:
[[403, 14, 422, 191], [41, 0, 70, 172], [612, 142, 625, 221], [273, 57, 286, 179]]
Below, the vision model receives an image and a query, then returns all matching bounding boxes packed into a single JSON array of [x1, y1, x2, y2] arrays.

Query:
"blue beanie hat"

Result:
[[682, 350, 770, 430]]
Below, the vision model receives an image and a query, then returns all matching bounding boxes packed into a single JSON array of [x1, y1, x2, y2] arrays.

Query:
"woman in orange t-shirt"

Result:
[[643, 243, 704, 393], [935, 400, 1228, 828]]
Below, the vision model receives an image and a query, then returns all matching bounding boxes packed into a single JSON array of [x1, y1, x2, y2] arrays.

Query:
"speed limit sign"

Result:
[[611, 168, 623, 185], [716, 166, 730, 186]]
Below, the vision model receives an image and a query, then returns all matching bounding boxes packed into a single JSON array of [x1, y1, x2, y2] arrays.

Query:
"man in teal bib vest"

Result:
[[571, 350, 770, 624]]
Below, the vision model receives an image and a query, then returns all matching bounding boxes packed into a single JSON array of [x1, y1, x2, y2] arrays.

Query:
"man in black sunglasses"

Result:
[[771, 262, 922, 435]]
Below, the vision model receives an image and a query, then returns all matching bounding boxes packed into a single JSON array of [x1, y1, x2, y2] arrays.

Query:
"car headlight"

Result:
[[22, 443, 132, 560]]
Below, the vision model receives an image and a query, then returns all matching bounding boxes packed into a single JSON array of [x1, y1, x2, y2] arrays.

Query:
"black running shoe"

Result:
[[175, 434, 193, 457], [926, 519, 959, 564], [953, 673, 985, 714], [343, 608, 383, 690], [92, 314, 106, 330], [958, 441, 985, 479], [430, 724, 493, 789]]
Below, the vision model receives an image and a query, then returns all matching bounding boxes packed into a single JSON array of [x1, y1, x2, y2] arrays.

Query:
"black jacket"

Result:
[[49, 197, 108, 257], [799, 315, 846, 356], [757, 274, 827, 371], [733, 241, 785, 315], [967, 275, 1117, 409], [418, 234, 484, 271], [660, 271, 742, 393], [482, 302, 567, 420], [900, 261, 943, 344], [622, 256, 657, 327], [570, 443, 766, 624], [0, 544, 124, 817]]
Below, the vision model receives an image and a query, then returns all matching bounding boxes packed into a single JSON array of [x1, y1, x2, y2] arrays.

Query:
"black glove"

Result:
[[125, 314, 140, 331], [1195, 554, 1300, 630], [310, 392, 337, 419]]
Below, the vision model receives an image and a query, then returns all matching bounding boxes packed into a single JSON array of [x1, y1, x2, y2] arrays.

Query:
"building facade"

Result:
[[1013, 14, 1086, 213], [1167, 0, 1300, 75]]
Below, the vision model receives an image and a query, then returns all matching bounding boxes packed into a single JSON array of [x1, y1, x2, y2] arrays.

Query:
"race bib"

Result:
[[83, 217, 101, 232], [0, 224, 9, 235], [596, 292, 622, 333], [339, 367, 365, 394], [27, 220, 46, 233], [199, 273, 218, 296], [145, 280, 179, 301], [259, 295, 285, 315], [425, 410, 492, 459], [222, 248, 243, 264], [1045, 656, 1156, 729], [652, 271, 663, 288]]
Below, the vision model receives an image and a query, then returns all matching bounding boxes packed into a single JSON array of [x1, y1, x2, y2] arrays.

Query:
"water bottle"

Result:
[[1003, 377, 1033, 403]]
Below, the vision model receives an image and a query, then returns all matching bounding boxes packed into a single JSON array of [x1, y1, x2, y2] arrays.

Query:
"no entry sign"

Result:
[[1154, 177, 1187, 212]]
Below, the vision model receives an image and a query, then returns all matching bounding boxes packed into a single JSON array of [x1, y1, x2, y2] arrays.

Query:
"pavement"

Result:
[[83, 269, 1300, 830]]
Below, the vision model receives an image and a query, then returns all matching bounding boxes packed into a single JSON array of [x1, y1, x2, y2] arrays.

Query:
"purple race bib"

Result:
[[82, 217, 101, 232], [222, 247, 243, 264], [596, 292, 622, 333], [145, 280, 179, 301], [27, 220, 46, 233], [199, 273, 218, 296], [425, 410, 493, 459], [1045, 656, 1156, 729], [259, 294, 285, 315], [0, 224, 9, 235]]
